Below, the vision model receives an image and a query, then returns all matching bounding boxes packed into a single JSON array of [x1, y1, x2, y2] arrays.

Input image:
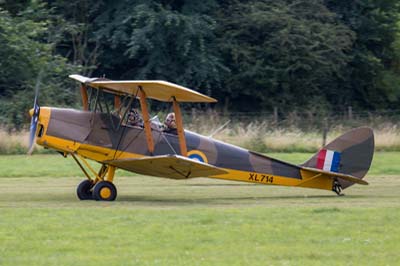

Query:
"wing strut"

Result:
[[172, 97, 187, 156], [80, 84, 89, 111], [138, 86, 155, 154], [114, 95, 121, 110]]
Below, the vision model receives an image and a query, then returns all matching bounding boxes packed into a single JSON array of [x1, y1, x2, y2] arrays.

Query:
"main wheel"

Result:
[[77, 179, 94, 200], [92, 181, 117, 201]]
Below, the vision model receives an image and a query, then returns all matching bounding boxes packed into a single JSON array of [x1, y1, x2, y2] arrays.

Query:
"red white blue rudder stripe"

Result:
[[316, 149, 341, 172]]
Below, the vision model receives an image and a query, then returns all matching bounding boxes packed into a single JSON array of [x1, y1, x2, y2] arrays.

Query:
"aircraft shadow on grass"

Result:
[[116, 194, 345, 205]]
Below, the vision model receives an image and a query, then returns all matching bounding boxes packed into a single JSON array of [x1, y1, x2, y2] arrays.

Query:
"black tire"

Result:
[[77, 179, 94, 200], [92, 181, 117, 201]]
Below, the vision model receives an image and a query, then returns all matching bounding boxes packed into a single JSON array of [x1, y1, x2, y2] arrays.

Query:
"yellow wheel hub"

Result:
[[100, 187, 112, 199]]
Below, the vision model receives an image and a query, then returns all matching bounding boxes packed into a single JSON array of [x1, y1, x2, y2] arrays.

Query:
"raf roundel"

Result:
[[187, 150, 208, 164]]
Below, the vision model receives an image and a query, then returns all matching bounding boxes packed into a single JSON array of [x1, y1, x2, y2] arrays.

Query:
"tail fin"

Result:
[[302, 127, 374, 189]]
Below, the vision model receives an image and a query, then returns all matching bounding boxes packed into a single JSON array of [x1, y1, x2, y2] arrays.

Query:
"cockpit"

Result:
[[69, 74, 217, 156], [83, 84, 176, 135]]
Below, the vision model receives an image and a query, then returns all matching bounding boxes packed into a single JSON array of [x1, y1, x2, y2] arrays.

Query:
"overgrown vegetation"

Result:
[[183, 109, 400, 152]]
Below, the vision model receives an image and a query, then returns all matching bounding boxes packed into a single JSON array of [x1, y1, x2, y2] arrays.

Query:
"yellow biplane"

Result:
[[28, 75, 374, 201]]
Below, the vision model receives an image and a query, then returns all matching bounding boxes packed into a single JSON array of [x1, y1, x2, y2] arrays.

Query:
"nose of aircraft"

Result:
[[29, 108, 34, 117]]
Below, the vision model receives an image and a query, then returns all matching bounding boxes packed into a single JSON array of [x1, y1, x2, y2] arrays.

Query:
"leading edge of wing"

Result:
[[105, 155, 228, 179]]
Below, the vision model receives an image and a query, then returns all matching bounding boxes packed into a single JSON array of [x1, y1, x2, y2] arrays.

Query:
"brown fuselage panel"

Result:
[[46, 108, 302, 179]]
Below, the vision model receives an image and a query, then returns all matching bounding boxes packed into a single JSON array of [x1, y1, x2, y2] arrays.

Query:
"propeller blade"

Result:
[[27, 71, 43, 155], [27, 104, 40, 155]]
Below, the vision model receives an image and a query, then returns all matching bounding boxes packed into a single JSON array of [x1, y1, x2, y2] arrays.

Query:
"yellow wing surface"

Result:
[[105, 155, 228, 180], [69, 74, 217, 103]]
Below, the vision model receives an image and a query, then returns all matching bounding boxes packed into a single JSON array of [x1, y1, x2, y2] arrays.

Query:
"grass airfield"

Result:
[[0, 153, 399, 265]]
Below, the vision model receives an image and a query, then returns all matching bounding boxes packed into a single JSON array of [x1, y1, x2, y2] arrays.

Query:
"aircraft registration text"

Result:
[[248, 173, 274, 183]]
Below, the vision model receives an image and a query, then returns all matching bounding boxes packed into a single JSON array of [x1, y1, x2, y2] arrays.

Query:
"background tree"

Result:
[[0, 0, 400, 130], [94, 0, 227, 94], [324, 0, 400, 109], [216, 0, 355, 112], [45, 0, 104, 76], [0, 3, 79, 129]]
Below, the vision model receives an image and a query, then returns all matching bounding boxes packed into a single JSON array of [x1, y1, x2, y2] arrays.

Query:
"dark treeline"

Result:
[[1, 0, 400, 129]]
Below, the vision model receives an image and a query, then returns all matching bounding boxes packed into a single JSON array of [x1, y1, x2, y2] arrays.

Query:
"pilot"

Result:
[[164, 112, 177, 134], [126, 109, 143, 127]]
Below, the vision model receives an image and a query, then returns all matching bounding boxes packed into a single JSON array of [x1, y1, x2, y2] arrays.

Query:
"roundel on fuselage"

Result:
[[187, 150, 208, 164]]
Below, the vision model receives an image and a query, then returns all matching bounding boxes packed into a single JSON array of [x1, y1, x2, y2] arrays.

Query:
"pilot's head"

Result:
[[128, 109, 141, 124], [165, 112, 176, 129]]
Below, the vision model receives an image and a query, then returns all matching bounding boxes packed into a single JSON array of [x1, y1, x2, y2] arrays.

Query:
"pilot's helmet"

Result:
[[165, 112, 176, 129], [128, 109, 141, 124]]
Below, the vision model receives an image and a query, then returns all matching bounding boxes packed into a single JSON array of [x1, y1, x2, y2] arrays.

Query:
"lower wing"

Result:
[[105, 155, 228, 179]]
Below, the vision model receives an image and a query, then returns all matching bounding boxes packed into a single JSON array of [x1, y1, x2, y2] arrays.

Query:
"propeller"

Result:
[[27, 72, 42, 155]]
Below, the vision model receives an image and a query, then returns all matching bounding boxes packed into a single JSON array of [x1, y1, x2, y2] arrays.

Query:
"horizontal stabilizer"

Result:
[[302, 167, 368, 185], [105, 155, 228, 179]]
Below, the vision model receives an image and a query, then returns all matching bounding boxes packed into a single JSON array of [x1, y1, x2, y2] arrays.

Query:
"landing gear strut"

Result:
[[332, 180, 344, 196], [71, 153, 117, 201]]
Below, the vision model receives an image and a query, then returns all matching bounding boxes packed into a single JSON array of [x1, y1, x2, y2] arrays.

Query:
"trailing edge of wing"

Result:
[[105, 155, 228, 180], [302, 167, 369, 185]]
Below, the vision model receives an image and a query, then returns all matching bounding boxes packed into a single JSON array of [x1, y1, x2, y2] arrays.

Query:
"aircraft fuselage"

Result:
[[34, 107, 333, 190]]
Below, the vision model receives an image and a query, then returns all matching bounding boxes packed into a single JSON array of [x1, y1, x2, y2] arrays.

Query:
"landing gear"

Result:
[[93, 181, 117, 201], [332, 180, 344, 196], [71, 153, 117, 201], [77, 179, 94, 200]]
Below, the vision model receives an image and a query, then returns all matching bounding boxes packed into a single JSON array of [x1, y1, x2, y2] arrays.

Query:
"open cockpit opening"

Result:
[[83, 84, 179, 135], [83, 85, 145, 131]]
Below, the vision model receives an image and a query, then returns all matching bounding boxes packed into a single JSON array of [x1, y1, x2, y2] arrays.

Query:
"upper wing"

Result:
[[105, 155, 227, 179], [301, 167, 369, 185], [69, 74, 217, 103]]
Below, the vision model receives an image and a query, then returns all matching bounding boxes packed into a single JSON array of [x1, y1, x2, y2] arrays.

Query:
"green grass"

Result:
[[0, 152, 399, 265], [0, 154, 135, 177], [0, 151, 398, 177]]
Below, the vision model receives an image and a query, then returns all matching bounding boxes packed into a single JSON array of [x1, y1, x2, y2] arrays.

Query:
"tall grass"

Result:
[[185, 114, 400, 152], [1, 115, 400, 154], [0, 129, 51, 154], [0, 130, 30, 154]]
